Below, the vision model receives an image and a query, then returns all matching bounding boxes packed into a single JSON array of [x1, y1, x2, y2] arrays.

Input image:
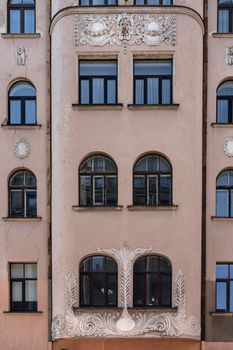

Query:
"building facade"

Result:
[[0, 0, 233, 350]]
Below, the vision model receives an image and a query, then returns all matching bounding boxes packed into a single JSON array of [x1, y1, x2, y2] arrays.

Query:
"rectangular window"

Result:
[[80, 0, 117, 5], [79, 61, 117, 104], [134, 60, 172, 105], [134, 0, 172, 5], [10, 263, 37, 312], [216, 263, 233, 312]]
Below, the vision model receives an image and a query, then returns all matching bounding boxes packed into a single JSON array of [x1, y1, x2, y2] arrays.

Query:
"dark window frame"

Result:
[[10, 263, 37, 312], [216, 262, 233, 313], [133, 154, 172, 206], [218, 0, 233, 33], [216, 169, 233, 217], [8, 170, 37, 218], [79, 155, 118, 207], [134, 0, 172, 5], [7, 0, 36, 34], [133, 255, 172, 308], [80, 255, 118, 307], [133, 59, 173, 105], [216, 81, 233, 124], [79, 60, 118, 105]]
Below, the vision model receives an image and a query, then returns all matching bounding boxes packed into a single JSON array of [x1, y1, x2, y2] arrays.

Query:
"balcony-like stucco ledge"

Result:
[[127, 205, 178, 211], [2, 217, 42, 221], [210, 312, 233, 317], [211, 216, 233, 221], [127, 104, 180, 110], [1, 124, 42, 130], [212, 33, 233, 38], [1, 33, 41, 39], [72, 205, 123, 211], [211, 123, 233, 128], [72, 103, 123, 110]]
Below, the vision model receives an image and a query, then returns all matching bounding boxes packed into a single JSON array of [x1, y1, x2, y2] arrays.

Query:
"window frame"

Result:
[[7, 0, 36, 34], [216, 263, 233, 313], [216, 81, 233, 124], [79, 60, 118, 105], [216, 170, 233, 217], [79, 0, 117, 5], [79, 255, 118, 308], [134, 0, 173, 5], [10, 263, 37, 312], [217, 0, 233, 33], [133, 59, 173, 105]]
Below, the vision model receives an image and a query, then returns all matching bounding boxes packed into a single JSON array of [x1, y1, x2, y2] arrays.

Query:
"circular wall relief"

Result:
[[224, 137, 233, 157], [14, 139, 30, 159]]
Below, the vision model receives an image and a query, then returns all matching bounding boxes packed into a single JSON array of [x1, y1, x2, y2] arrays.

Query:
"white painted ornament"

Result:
[[14, 139, 30, 159], [224, 137, 233, 157]]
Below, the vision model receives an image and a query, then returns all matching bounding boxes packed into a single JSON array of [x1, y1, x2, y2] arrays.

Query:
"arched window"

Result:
[[134, 255, 172, 307], [216, 170, 233, 217], [8, 0, 35, 34], [80, 255, 117, 307], [133, 154, 172, 206], [217, 81, 233, 124], [8, 82, 36, 125], [9, 170, 37, 218], [79, 154, 117, 206], [218, 0, 233, 33]]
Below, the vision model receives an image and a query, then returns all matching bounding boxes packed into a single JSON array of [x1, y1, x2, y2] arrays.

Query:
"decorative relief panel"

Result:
[[74, 13, 176, 49], [224, 137, 233, 157], [226, 47, 233, 65], [16, 46, 27, 66], [14, 139, 30, 159], [52, 243, 200, 340]]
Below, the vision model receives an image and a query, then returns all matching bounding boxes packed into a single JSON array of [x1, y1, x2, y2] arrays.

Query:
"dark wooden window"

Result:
[[8, 82, 36, 125], [80, 0, 117, 5], [217, 81, 233, 124], [79, 61, 117, 104], [133, 154, 172, 206], [8, 0, 35, 34], [9, 170, 37, 218], [134, 60, 172, 105], [80, 256, 117, 307], [134, 255, 172, 307], [79, 155, 117, 206], [10, 263, 37, 312], [218, 0, 233, 33], [134, 0, 172, 5], [216, 170, 233, 217], [216, 263, 233, 312]]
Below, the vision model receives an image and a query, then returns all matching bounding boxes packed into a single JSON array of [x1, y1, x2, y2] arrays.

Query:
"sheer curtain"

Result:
[[147, 78, 159, 104], [25, 100, 36, 124], [217, 100, 228, 123], [24, 10, 35, 33], [10, 100, 21, 124], [216, 190, 228, 216], [218, 10, 229, 33], [93, 79, 104, 103], [135, 80, 144, 104]]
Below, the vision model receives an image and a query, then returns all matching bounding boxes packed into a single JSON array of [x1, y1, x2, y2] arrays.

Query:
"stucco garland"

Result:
[[52, 244, 200, 339]]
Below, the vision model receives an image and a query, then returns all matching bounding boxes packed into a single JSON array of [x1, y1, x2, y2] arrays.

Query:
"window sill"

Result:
[[127, 205, 178, 211], [2, 217, 42, 222], [210, 312, 233, 317], [72, 205, 123, 211], [128, 306, 177, 312], [73, 306, 176, 313], [3, 310, 43, 314], [74, 306, 122, 311], [72, 103, 123, 110], [1, 33, 41, 39], [1, 123, 42, 130], [211, 216, 233, 221], [211, 123, 233, 128], [212, 33, 233, 38], [127, 104, 179, 110]]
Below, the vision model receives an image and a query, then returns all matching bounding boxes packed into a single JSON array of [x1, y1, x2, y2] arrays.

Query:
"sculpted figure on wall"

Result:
[[16, 46, 27, 66], [226, 47, 233, 65]]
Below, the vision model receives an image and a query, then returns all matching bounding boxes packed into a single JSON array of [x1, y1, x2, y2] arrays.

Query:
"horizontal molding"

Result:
[[211, 123, 233, 128], [127, 103, 179, 110], [72, 205, 123, 211], [2, 217, 42, 222], [127, 205, 178, 211], [3, 310, 43, 314], [210, 312, 233, 317], [1, 33, 41, 39], [1, 124, 42, 130], [72, 103, 123, 110], [211, 216, 233, 221], [212, 33, 233, 38]]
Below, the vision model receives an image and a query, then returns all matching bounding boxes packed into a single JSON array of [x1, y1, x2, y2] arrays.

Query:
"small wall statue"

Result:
[[16, 46, 27, 66], [226, 47, 233, 65]]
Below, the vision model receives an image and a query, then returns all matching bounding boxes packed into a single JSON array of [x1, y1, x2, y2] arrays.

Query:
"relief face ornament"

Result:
[[52, 243, 200, 339], [14, 139, 30, 159], [224, 137, 233, 157]]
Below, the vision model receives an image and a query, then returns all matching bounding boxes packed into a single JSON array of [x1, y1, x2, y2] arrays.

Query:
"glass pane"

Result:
[[217, 100, 229, 123], [25, 264, 37, 278], [10, 172, 24, 187], [216, 282, 227, 310], [145, 256, 159, 272], [92, 274, 105, 306], [26, 191, 37, 217], [230, 281, 233, 312], [80, 0, 89, 4], [160, 157, 171, 172], [107, 275, 117, 306], [147, 156, 158, 171], [80, 62, 117, 76], [11, 264, 24, 278], [146, 274, 158, 306], [163, 0, 172, 3], [160, 257, 171, 273], [148, 176, 157, 205], [230, 171, 233, 185], [216, 190, 229, 217], [217, 171, 229, 186], [93, 0, 105, 4], [23, 0, 35, 3], [135, 61, 172, 76], [134, 257, 146, 272], [218, 10, 229, 33], [159, 175, 172, 205], [81, 275, 90, 305], [148, 0, 159, 4], [216, 264, 229, 278], [12, 282, 23, 301], [25, 172, 36, 187], [93, 79, 104, 104], [162, 79, 171, 104], [134, 158, 146, 172], [80, 158, 92, 173], [134, 274, 144, 306], [25, 100, 36, 124], [218, 82, 233, 96], [80, 176, 91, 205], [147, 78, 159, 104], [10, 100, 21, 124], [10, 191, 23, 217], [24, 10, 35, 33], [230, 264, 233, 278], [106, 258, 117, 272], [135, 0, 144, 4], [80, 80, 89, 104], [91, 256, 105, 272], [25, 280, 37, 301], [161, 275, 171, 306], [231, 190, 233, 217], [108, 0, 117, 4], [80, 258, 91, 272], [94, 157, 104, 172], [135, 79, 144, 104], [10, 83, 36, 97], [107, 80, 116, 104], [10, 10, 20, 33], [105, 176, 117, 205], [105, 158, 116, 173], [134, 176, 146, 205], [219, 0, 233, 4]]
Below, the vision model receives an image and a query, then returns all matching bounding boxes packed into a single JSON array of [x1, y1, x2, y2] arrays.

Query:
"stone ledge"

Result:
[[3, 310, 43, 314], [1, 33, 41, 39], [210, 312, 233, 317], [72, 205, 123, 211], [1, 124, 42, 130], [2, 217, 42, 222], [127, 205, 178, 211], [211, 123, 233, 128], [212, 33, 233, 38], [127, 104, 179, 110], [211, 216, 233, 221], [72, 103, 123, 110]]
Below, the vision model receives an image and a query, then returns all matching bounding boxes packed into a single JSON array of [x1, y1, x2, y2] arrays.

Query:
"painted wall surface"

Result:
[[0, 1, 50, 349]]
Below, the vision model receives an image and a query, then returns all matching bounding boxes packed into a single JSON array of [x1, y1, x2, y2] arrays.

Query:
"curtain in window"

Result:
[[25, 280, 37, 301], [25, 100, 36, 124], [107, 80, 116, 104], [10, 100, 21, 124], [81, 80, 89, 104], [217, 100, 228, 123], [24, 10, 35, 33], [216, 282, 227, 310], [12, 282, 23, 301], [10, 10, 20, 33], [147, 78, 159, 104], [162, 80, 171, 104], [135, 80, 144, 104], [216, 190, 228, 216], [218, 10, 229, 33], [93, 79, 104, 103]]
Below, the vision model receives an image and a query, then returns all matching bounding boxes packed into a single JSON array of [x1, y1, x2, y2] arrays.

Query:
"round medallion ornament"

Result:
[[224, 137, 233, 157], [14, 139, 30, 159]]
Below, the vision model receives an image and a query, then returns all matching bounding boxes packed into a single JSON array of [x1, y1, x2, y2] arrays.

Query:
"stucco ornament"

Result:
[[226, 47, 233, 65], [224, 137, 233, 157], [16, 46, 27, 65], [14, 139, 30, 159], [52, 243, 200, 339], [74, 13, 176, 48]]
